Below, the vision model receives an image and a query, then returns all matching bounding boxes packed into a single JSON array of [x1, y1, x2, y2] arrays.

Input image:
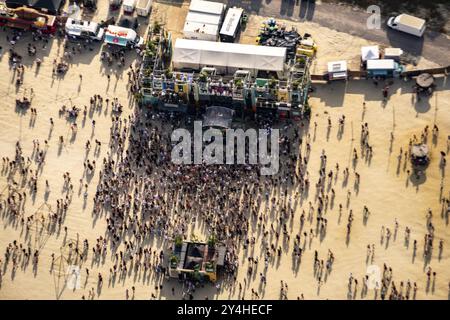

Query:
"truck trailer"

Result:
[[136, 0, 152, 17]]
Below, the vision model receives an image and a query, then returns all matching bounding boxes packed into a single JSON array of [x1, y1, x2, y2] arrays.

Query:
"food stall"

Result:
[[327, 60, 348, 81], [104, 25, 143, 48], [384, 48, 403, 62], [361, 45, 379, 64], [411, 144, 430, 167], [0, 4, 57, 34], [414, 73, 435, 96], [366, 59, 402, 78]]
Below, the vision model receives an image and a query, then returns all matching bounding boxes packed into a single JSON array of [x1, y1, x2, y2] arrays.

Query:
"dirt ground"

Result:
[[0, 1, 449, 300]]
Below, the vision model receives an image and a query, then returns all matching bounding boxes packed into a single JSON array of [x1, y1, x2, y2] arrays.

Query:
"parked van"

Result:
[[104, 25, 144, 48], [387, 14, 426, 37], [65, 18, 104, 41]]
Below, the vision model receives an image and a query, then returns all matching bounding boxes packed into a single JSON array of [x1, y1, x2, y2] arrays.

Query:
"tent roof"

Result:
[[411, 144, 429, 158], [173, 39, 286, 72], [361, 45, 379, 61], [366, 59, 395, 70]]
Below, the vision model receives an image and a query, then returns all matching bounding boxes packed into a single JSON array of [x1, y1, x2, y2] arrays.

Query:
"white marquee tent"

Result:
[[361, 45, 380, 62], [173, 39, 287, 73]]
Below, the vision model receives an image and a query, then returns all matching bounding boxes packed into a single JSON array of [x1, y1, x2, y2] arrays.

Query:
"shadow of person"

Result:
[[410, 170, 427, 186], [414, 97, 431, 113], [306, 0, 315, 21], [280, 0, 295, 17]]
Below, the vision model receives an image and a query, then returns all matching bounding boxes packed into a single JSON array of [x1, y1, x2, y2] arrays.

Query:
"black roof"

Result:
[[6, 0, 64, 14]]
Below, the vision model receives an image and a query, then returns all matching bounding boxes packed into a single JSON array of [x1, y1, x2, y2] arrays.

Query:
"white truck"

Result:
[[65, 18, 104, 41], [387, 14, 426, 37], [136, 0, 152, 17], [122, 0, 137, 14]]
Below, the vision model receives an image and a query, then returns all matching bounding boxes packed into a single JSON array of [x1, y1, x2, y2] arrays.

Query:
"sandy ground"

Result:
[[0, 1, 449, 300]]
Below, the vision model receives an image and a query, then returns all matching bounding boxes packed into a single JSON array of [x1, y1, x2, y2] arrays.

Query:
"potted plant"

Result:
[[303, 102, 311, 118], [175, 235, 183, 248], [165, 70, 173, 79], [207, 234, 217, 247], [268, 78, 277, 89], [153, 21, 161, 34], [170, 255, 179, 268], [134, 91, 143, 103], [205, 262, 214, 273], [198, 73, 207, 83], [298, 56, 306, 67]]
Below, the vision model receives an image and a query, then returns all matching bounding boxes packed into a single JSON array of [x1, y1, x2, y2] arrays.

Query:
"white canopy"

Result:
[[361, 45, 379, 61], [366, 59, 395, 70], [173, 39, 286, 72]]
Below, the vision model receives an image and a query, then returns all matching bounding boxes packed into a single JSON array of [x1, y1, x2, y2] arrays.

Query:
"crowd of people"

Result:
[[0, 20, 448, 301]]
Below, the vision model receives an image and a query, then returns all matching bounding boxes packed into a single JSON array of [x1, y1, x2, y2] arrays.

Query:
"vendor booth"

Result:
[[361, 45, 379, 62], [411, 144, 430, 166], [384, 48, 403, 62], [327, 60, 348, 81], [104, 25, 143, 48], [366, 59, 401, 78], [414, 73, 435, 96]]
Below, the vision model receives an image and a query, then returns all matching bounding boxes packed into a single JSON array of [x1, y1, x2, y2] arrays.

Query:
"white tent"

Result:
[[361, 45, 379, 61], [173, 39, 286, 72]]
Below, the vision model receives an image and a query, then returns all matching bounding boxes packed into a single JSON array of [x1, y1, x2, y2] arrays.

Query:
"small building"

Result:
[[327, 60, 347, 81]]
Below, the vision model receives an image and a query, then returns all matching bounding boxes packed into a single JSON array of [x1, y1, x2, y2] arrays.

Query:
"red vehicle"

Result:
[[0, 4, 57, 34]]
